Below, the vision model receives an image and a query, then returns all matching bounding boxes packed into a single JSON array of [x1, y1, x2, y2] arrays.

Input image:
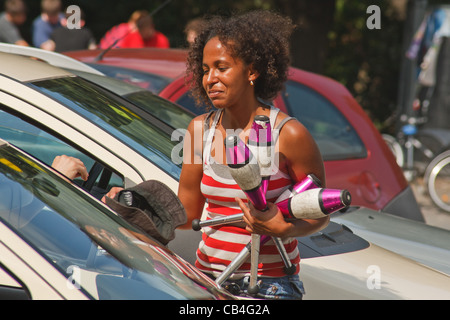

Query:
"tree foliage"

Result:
[[324, 0, 406, 130]]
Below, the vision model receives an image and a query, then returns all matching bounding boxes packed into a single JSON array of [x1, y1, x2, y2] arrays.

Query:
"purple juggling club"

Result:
[[277, 188, 352, 219], [225, 134, 267, 211], [275, 174, 323, 204]]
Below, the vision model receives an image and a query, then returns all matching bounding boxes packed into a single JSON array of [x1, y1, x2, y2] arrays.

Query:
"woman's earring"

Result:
[[250, 80, 254, 86]]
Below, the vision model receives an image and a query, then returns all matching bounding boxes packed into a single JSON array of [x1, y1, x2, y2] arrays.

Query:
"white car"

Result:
[[0, 139, 234, 300], [0, 52, 449, 299], [332, 208, 450, 275]]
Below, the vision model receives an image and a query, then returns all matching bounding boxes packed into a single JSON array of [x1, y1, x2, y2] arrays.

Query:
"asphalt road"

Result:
[[411, 178, 450, 231]]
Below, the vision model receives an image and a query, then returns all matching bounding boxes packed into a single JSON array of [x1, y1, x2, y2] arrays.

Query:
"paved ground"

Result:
[[411, 177, 450, 230]]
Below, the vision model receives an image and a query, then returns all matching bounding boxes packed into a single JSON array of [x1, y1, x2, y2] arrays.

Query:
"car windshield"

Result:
[[28, 76, 181, 179], [68, 69, 194, 130], [124, 91, 193, 130], [88, 63, 172, 93], [0, 143, 227, 299]]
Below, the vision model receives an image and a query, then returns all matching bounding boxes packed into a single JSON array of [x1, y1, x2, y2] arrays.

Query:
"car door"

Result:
[[0, 223, 90, 300], [0, 75, 177, 191]]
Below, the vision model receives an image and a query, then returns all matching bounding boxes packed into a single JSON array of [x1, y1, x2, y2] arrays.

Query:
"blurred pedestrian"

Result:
[[0, 0, 28, 46], [98, 10, 144, 49], [133, 12, 169, 48], [99, 10, 169, 49], [184, 17, 206, 46], [50, 7, 97, 52], [32, 0, 64, 50]]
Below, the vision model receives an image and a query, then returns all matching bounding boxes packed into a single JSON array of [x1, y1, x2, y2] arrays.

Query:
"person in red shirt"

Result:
[[134, 13, 169, 48], [98, 10, 141, 49], [99, 10, 169, 49]]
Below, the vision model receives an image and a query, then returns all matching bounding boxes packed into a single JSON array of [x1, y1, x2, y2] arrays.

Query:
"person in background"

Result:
[[0, 0, 29, 46], [184, 17, 206, 46], [50, 7, 96, 52], [132, 12, 169, 48], [99, 10, 169, 49], [98, 10, 144, 49], [51, 155, 88, 182], [32, 0, 64, 50]]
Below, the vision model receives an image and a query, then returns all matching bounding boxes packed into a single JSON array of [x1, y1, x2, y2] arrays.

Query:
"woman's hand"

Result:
[[236, 197, 293, 238], [236, 197, 330, 238]]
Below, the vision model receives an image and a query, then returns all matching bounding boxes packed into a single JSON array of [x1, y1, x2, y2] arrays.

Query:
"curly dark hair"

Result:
[[186, 10, 295, 108]]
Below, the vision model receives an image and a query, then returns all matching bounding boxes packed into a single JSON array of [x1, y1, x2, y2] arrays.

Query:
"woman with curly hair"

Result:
[[177, 10, 328, 299]]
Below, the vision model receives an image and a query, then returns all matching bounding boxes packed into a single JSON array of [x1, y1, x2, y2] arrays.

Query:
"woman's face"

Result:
[[202, 36, 253, 110]]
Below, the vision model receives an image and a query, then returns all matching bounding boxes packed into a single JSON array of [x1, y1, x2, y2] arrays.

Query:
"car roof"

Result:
[[66, 48, 188, 79], [0, 43, 104, 76], [0, 52, 74, 82], [67, 47, 350, 96]]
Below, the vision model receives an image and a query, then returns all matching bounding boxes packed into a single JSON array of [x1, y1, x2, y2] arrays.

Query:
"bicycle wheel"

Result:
[[382, 134, 404, 168], [425, 150, 450, 213]]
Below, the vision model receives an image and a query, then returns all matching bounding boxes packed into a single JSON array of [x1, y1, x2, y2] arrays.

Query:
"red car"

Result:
[[66, 48, 424, 222]]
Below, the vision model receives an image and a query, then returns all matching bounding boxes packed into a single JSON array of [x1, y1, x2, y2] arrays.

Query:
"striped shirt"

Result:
[[196, 107, 300, 279]]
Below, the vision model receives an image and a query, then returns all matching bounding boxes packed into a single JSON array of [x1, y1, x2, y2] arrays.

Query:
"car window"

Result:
[[0, 145, 226, 300], [88, 63, 172, 94], [0, 108, 124, 199], [176, 92, 211, 115], [28, 76, 181, 179], [125, 91, 193, 130], [68, 69, 194, 130], [282, 81, 367, 161]]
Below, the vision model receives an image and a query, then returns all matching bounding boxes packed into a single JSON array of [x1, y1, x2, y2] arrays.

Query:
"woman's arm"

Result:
[[177, 115, 207, 229]]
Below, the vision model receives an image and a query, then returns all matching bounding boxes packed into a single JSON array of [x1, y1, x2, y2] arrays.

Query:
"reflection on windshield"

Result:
[[0, 144, 226, 300], [28, 77, 181, 179], [125, 91, 193, 130], [66, 69, 193, 130], [88, 63, 172, 93]]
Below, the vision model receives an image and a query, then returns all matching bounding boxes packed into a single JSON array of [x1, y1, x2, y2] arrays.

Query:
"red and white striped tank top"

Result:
[[196, 107, 300, 279]]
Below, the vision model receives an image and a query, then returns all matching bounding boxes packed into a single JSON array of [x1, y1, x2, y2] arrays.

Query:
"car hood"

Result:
[[331, 207, 450, 275], [300, 242, 450, 300], [170, 221, 450, 300]]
